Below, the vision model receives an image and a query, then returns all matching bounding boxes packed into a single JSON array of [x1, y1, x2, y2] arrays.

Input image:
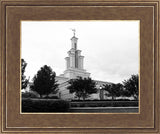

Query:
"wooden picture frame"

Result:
[[0, 0, 159, 133]]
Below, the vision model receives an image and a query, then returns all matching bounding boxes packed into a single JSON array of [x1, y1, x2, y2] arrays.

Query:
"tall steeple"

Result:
[[65, 29, 84, 70], [71, 29, 78, 50], [63, 29, 90, 79], [71, 36, 78, 50]]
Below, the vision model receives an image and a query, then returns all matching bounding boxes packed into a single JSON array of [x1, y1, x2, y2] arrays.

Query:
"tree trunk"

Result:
[[111, 96, 114, 107], [82, 90, 86, 101], [82, 96, 85, 101], [40, 94, 42, 98], [112, 96, 114, 100]]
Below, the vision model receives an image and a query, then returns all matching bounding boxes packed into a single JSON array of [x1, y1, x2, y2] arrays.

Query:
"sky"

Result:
[[21, 21, 139, 83]]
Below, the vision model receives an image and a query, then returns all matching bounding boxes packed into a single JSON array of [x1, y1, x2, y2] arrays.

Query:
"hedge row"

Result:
[[71, 99, 137, 101], [70, 101, 138, 107], [22, 99, 70, 112], [22, 92, 59, 99]]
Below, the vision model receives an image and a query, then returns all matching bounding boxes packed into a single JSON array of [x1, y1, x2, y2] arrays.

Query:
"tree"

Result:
[[67, 77, 97, 100], [123, 74, 139, 100], [21, 59, 29, 90], [103, 83, 123, 100], [30, 65, 59, 98]]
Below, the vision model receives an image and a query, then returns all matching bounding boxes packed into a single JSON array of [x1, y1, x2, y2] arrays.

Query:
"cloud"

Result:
[[22, 21, 139, 83]]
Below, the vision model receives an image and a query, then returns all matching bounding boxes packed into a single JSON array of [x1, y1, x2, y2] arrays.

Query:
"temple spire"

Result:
[[70, 29, 78, 50], [71, 28, 76, 37], [63, 30, 90, 79]]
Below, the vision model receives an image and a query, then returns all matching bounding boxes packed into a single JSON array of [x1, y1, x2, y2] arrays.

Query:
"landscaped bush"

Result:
[[22, 99, 70, 112], [70, 101, 138, 107], [22, 92, 38, 98], [43, 96, 59, 99], [71, 99, 133, 101]]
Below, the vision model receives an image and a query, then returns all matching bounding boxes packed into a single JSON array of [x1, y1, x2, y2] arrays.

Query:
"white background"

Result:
[[21, 21, 139, 83]]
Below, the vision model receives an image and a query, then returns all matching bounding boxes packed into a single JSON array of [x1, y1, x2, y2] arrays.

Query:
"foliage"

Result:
[[22, 91, 38, 98], [22, 99, 70, 112], [71, 99, 132, 101], [30, 65, 59, 98], [43, 95, 59, 99], [21, 59, 29, 89], [70, 100, 138, 107], [67, 77, 97, 100], [123, 74, 139, 100], [102, 74, 139, 100], [103, 83, 123, 100]]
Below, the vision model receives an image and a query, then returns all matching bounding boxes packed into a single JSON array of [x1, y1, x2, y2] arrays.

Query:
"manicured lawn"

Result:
[[69, 107, 139, 113]]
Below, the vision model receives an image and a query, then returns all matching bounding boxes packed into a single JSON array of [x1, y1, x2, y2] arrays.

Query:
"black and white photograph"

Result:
[[21, 21, 139, 113]]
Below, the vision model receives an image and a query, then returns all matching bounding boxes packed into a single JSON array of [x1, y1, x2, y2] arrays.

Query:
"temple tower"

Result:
[[63, 29, 90, 79]]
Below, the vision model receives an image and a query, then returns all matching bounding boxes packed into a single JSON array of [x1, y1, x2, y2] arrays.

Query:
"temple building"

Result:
[[56, 30, 111, 100]]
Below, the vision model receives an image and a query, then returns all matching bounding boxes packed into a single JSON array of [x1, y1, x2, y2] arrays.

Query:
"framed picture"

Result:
[[0, 0, 159, 133], [21, 20, 139, 113]]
